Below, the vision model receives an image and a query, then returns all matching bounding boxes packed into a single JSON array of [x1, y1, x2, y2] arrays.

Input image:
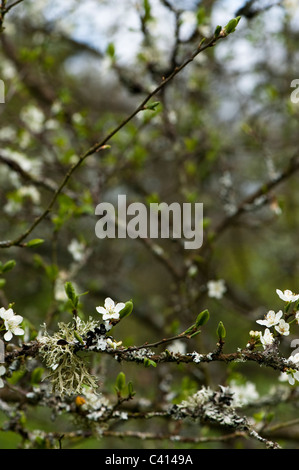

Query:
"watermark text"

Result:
[[95, 195, 203, 249]]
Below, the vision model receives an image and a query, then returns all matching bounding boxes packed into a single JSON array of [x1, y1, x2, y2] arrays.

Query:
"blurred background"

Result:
[[1, 0, 299, 449]]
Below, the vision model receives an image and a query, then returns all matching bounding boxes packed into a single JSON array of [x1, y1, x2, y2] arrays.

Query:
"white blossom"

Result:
[[72, 112, 84, 124], [0, 307, 24, 341], [68, 239, 86, 262], [167, 340, 187, 355], [249, 330, 261, 338], [1, 59, 16, 79], [276, 289, 299, 303], [20, 105, 45, 133], [96, 297, 125, 321], [51, 100, 63, 115], [207, 279, 226, 299], [260, 328, 274, 348], [283, 0, 298, 11], [0, 126, 17, 141], [289, 353, 299, 365], [229, 380, 259, 407], [106, 338, 122, 350], [274, 319, 290, 336], [4, 199, 22, 215], [279, 353, 299, 385], [18, 186, 41, 204], [95, 337, 108, 351], [256, 310, 283, 328], [2, 148, 41, 176]]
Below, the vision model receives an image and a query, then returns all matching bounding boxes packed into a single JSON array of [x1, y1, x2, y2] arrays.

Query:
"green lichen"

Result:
[[39, 317, 99, 396]]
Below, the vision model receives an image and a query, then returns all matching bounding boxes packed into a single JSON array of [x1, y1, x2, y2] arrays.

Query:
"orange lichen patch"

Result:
[[75, 396, 86, 406]]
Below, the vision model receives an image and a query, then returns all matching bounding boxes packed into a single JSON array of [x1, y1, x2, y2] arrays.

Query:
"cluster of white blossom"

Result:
[[251, 289, 299, 385], [251, 289, 298, 346], [279, 353, 299, 385]]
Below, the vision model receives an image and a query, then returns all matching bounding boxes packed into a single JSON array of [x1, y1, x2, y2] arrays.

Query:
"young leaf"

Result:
[[74, 330, 84, 345], [224, 16, 241, 35], [26, 239, 45, 247], [145, 101, 160, 111], [115, 372, 126, 392], [216, 321, 226, 340], [214, 25, 222, 37], [2, 260, 16, 273], [31, 367, 44, 385], [119, 300, 133, 319], [64, 281, 78, 306], [143, 358, 157, 368], [183, 324, 196, 335], [127, 381, 135, 397], [106, 42, 115, 59], [195, 309, 210, 327]]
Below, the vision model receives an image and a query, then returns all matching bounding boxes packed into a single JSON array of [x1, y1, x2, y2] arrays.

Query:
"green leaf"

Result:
[[2, 260, 16, 273], [106, 42, 115, 59], [0, 278, 6, 288], [7, 368, 26, 385], [64, 281, 78, 306], [45, 264, 59, 282], [115, 372, 126, 392], [214, 25, 222, 37], [74, 330, 84, 345], [183, 324, 196, 335], [143, 358, 157, 368], [224, 16, 241, 35], [119, 300, 134, 319], [145, 101, 160, 111], [189, 330, 201, 339], [195, 309, 210, 327], [127, 381, 135, 397], [31, 367, 45, 385], [26, 239, 45, 247], [216, 321, 226, 340], [196, 6, 206, 26]]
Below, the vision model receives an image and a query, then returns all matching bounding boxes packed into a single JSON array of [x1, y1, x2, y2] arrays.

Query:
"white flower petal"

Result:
[[12, 327, 24, 336], [256, 319, 268, 326], [104, 297, 115, 309], [12, 315, 23, 325], [0, 308, 15, 320], [289, 376, 295, 386], [114, 302, 125, 313], [4, 331, 13, 341], [96, 306, 106, 315], [0, 307, 6, 319]]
